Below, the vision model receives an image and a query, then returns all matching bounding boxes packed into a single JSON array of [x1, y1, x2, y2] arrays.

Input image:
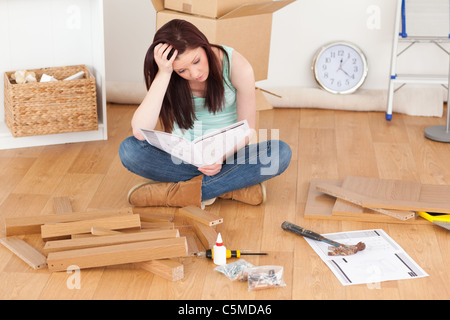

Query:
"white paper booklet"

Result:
[[304, 229, 429, 286], [139, 120, 250, 167]]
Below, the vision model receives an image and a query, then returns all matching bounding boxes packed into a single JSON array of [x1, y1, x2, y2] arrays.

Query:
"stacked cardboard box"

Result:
[[150, 0, 295, 110]]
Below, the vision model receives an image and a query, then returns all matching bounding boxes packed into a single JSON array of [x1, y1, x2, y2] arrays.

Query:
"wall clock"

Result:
[[312, 41, 368, 94]]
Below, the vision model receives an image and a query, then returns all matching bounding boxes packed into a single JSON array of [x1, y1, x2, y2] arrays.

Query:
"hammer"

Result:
[[281, 221, 366, 256]]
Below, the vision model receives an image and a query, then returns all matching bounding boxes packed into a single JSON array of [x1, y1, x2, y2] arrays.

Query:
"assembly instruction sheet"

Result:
[[304, 229, 428, 286]]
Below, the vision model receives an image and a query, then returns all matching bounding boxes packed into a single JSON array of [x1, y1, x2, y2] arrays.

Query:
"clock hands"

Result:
[[336, 58, 352, 78]]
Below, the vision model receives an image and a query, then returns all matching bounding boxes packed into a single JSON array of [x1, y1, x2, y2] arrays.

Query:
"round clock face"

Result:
[[312, 41, 368, 94]]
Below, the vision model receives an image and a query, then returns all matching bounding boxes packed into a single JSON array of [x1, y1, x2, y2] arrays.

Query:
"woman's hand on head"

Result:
[[154, 43, 178, 75]]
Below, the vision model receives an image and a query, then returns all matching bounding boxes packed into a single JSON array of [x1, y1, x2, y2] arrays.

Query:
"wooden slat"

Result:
[[47, 237, 188, 272], [138, 211, 174, 222], [0, 236, 47, 270], [43, 229, 179, 253], [178, 206, 223, 226], [4, 207, 133, 236], [138, 259, 184, 281], [90, 227, 122, 236], [140, 221, 174, 230], [41, 214, 141, 240], [190, 220, 217, 249]]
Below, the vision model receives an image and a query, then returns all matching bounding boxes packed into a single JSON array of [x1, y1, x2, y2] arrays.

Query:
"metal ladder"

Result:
[[387, 0, 450, 142]]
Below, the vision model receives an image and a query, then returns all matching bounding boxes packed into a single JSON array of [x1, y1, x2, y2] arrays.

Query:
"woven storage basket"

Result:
[[4, 65, 98, 137]]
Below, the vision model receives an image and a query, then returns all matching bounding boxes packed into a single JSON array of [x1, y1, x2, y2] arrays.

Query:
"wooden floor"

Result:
[[0, 103, 449, 300]]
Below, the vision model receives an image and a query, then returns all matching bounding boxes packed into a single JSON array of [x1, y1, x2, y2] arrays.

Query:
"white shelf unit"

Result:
[[0, 0, 107, 150], [386, 0, 450, 121]]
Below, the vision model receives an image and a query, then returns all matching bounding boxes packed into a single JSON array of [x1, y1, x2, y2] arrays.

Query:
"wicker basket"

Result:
[[4, 65, 98, 137]]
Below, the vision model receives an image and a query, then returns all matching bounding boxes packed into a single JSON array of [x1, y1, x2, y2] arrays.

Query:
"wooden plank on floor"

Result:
[[190, 220, 217, 249], [304, 178, 431, 224], [47, 237, 188, 271], [332, 176, 419, 221], [304, 179, 342, 220], [0, 236, 47, 270], [90, 227, 122, 236], [138, 210, 174, 222], [315, 183, 417, 220], [178, 206, 223, 226], [141, 222, 174, 230], [138, 259, 184, 281], [4, 207, 133, 236], [43, 229, 179, 254], [41, 214, 141, 240]]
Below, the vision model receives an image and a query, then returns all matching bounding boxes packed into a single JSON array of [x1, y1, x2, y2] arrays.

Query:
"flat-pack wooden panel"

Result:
[[303, 177, 447, 224], [332, 176, 419, 220]]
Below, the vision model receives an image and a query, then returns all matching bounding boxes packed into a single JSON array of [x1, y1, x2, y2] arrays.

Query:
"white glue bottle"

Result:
[[213, 233, 227, 266]]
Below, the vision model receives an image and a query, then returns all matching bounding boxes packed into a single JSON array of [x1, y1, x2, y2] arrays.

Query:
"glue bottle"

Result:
[[213, 233, 227, 266]]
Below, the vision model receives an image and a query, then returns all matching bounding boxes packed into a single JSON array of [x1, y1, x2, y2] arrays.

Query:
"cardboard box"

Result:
[[151, 0, 295, 82], [164, 0, 268, 19]]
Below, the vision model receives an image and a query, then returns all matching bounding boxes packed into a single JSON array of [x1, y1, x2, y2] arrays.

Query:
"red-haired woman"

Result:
[[119, 19, 291, 208]]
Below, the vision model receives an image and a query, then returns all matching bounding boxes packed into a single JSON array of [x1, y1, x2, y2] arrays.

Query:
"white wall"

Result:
[[103, 0, 155, 84], [260, 0, 396, 89], [259, 0, 449, 90], [104, 0, 450, 98]]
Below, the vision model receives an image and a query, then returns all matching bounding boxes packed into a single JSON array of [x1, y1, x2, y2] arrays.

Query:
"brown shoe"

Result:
[[127, 175, 203, 207], [218, 182, 266, 205]]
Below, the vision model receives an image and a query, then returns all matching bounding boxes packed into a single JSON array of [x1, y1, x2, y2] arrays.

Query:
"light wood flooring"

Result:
[[0, 104, 449, 300]]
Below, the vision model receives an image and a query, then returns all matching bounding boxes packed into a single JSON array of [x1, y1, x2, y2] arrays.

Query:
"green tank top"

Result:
[[171, 45, 237, 141]]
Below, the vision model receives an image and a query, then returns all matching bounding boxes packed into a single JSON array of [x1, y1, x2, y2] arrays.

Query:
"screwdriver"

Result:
[[199, 249, 268, 259]]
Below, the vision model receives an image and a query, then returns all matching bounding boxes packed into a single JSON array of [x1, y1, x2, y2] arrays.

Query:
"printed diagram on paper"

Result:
[[140, 120, 250, 167], [304, 229, 428, 286]]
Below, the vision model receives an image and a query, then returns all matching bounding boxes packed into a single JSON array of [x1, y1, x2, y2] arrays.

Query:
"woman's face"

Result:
[[172, 47, 209, 83]]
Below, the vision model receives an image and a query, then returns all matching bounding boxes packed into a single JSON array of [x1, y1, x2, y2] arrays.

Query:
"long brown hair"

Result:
[[144, 19, 229, 132]]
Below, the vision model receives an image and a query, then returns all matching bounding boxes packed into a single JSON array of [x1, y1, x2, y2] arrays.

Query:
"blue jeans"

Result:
[[119, 136, 292, 201]]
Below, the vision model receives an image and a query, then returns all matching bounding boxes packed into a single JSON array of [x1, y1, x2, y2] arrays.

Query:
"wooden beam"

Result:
[[4, 207, 133, 236], [0, 236, 47, 270], [41, 214, 141, 240], [138, 211, 174, 222], [138, 259, 184, 281], [141, 221, 174, 230], [178, 206, 223, 226], [190, 220, 217, 249], [91, 227, 122, 236], [47, 237, 188, 272], [43, 229, 179, 254]]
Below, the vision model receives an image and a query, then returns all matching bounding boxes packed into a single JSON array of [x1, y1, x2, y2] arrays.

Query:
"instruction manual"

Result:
[[139, 120, 250, 167], [304, 229, 428, 286]]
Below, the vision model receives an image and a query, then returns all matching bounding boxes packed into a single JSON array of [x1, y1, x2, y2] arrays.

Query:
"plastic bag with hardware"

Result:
[[214, 259, 254, 281], [247, 265, 286, 291]]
